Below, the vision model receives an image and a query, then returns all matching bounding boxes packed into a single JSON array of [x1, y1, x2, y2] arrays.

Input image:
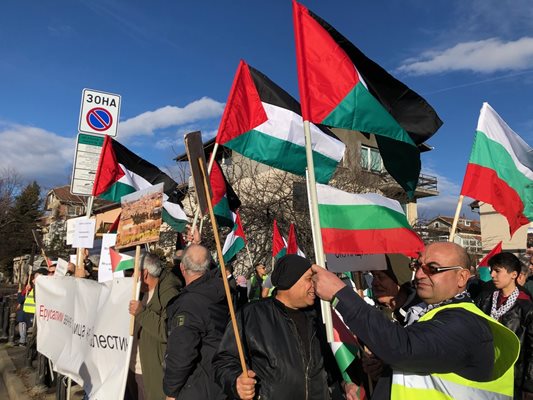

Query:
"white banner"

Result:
[[36, 276, 133, 399]]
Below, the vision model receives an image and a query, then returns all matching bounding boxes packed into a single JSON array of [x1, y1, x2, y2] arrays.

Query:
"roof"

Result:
[[429, 216, 481, 234], [47, 185, 113, 207], [174, 137, 232, 162]]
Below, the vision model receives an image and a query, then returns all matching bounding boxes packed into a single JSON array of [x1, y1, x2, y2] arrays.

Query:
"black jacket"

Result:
[[213, 297, 339, 400], [335, 286, 494, 400], [476, 289, 533, 393], [163, 269, 229, 400]]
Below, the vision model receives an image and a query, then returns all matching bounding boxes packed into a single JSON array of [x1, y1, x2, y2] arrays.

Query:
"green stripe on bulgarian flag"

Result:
[[461, 103, 533, 235], [317, 183, 424, 256]]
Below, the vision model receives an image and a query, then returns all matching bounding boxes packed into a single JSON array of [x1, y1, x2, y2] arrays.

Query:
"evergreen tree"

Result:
[[1, 182, 42, 269]]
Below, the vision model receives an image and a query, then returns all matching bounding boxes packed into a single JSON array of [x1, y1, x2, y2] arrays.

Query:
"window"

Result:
[[360, 145, 383, 173]]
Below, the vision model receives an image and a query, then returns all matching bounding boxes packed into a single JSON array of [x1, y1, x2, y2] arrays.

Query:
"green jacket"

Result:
[[137, 268, 181, 400]]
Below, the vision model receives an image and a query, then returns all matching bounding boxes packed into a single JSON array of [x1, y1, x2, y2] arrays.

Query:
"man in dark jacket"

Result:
[[214, 254, 347, 400], [163, 244, 229, 400]]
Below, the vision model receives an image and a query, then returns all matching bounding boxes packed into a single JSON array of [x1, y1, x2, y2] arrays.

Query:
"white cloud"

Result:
[[119, 97, 224, 139], [398, 37, 533, 75], [0, 123, 74, 187]]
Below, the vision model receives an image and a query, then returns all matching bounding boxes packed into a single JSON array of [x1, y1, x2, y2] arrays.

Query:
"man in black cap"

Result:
[[213, 254, 347, 400]]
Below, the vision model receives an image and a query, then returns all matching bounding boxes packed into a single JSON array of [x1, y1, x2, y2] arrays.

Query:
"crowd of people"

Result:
[[13, 233, 533, 400]]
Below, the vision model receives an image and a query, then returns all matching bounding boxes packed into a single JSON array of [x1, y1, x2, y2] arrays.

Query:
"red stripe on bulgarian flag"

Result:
[[321, 227, 424, 257], [461, 163, 529, 236]]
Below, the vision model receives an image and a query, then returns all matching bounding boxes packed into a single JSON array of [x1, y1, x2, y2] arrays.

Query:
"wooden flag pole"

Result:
[[245, 243, 254, 271], [190, 143, 219, 236], [302, 121, 334, 343], [199, 159, 248, 375], [129, 245, 142, 336], [448, 195, 465, 243]]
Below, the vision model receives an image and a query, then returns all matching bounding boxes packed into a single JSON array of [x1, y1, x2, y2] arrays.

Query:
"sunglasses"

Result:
[[410, 261, 464, 276]]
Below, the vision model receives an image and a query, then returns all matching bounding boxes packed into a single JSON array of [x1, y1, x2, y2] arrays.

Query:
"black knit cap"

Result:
[[271, 254, 311, 290]]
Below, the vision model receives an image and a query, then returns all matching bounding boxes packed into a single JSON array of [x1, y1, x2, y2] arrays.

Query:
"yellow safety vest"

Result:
[[391, 302, 519, 400], [23, 289, 36, 314]]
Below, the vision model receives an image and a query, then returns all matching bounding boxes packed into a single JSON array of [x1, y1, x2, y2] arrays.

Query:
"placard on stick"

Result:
[[185, 131, 211, 217], [115, 183, 164, 249]]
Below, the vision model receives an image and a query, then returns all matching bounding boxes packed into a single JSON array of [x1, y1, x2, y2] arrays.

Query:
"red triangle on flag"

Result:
[[92, 135, 125, 196], [216, 60, 268, 145], [478, 241, 503, 267]]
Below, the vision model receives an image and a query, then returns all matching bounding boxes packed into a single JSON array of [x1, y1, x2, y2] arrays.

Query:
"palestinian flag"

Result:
[[210, 159, 241, 228], [331, 310, 366, 398], [293, 1, 442, 197], [317, 183, 424, 256], [222, 212, 246, 264], [272, 220, 288, 259], [109, 247, 134, 272], [477, 241, 502, 283], [215, 60, 345, 184], [92, 136, 188, 232], [287, 223, 305, 257], [461, 103, 533, 236]]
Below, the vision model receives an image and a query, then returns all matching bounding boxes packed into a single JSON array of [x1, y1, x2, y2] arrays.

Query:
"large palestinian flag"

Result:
[[210, 159, 241, 228], [222, 212, 246, 264], [461, 103, 533, 236], [92, 136, 188, 232], [215, 60, 345, 184], [293, 1, 442, 197], [317, 184, 424, 257]]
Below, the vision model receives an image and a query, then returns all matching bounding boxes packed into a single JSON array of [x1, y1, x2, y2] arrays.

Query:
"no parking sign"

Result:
[[78, 88, 121, 137]]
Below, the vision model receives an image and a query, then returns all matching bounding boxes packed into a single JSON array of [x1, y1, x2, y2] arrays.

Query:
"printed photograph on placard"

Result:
[[115, 183, 163, 249]]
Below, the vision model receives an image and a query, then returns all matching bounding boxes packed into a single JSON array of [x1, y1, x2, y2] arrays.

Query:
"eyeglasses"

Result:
[[410, 261, 464, 276]]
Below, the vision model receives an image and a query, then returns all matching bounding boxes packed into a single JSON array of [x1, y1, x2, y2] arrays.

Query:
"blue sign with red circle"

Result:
[[86, 107, 113, 131]]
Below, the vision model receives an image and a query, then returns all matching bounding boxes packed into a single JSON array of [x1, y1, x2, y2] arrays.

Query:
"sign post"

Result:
[[78, 89, 121, 137]]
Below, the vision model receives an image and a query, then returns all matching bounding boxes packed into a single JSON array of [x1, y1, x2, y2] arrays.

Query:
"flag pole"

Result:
[[129, 245, 142, 335], [303, 121, 334, 342], [190, 143, 220, 235], [448, 195, 464, 243], [199, 159, 248, 375]]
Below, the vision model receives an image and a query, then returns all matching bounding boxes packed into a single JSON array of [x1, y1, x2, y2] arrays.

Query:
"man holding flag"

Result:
[[214, 254, 357, 400], [312, 242, 520, 399]]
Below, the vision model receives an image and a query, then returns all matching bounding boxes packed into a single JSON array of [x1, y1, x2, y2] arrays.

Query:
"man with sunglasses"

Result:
[[312, 242, 519, 400]]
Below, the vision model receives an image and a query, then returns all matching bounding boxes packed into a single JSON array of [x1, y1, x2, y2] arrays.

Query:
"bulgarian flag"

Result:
[[215, 60, 345, 184], [272, 220, 288, 259], [461, 103, 533, 236], [210, 159, 241, 228], [331, 310, 366, 398], [317, 184, 424, 257], [222, 212, 246, 264], [92, 136, 188, 232], [293, 1, 442, 197], [287, 223, 305, 257], [109, 247, 135, 272]]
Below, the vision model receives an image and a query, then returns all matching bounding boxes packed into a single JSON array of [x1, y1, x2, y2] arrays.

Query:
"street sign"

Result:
[[78, 88, 121, 137], [70, 133, 104, 195]]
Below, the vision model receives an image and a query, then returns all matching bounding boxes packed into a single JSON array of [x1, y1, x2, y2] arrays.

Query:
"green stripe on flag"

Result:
[[322, 84, 415, 146], [162, 208, 188, 232], [469, 131, 533, 217], [98, 181, 136, 203], [225, 129, 339, 184], [318, 204, 411, 230], [334, 343, 359, 383]]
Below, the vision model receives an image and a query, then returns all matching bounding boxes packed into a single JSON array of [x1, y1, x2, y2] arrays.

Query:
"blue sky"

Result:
[[1, 0, 533, 219]]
